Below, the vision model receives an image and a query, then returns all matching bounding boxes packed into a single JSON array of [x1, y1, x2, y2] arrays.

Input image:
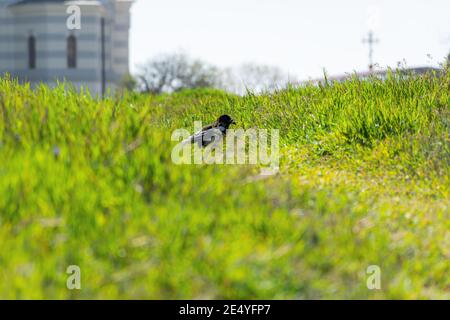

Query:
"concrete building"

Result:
[[0, 0, 133, 96]]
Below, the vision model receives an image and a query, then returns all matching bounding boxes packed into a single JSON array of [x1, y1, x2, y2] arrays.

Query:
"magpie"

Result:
[[183, 114, 236, 148]]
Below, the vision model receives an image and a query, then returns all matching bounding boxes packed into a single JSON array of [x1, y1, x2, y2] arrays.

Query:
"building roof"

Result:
[[9, 0, 67, 6], [6, 0, 133, 7], [8, 0, 115, 8], [12, 0, 67, 4], [9, 0, 100, 6]]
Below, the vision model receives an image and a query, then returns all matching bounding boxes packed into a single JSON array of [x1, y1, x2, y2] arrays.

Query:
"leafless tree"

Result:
[[136, 52, 297, 95], [136, 52, 220, 94], [220, 63, 296, 94]]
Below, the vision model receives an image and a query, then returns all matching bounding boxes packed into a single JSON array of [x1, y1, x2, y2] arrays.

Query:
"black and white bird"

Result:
[[183, 114, 236, 148]]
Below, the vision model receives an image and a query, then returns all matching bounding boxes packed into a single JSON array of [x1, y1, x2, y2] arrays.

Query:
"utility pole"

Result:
[[363, 31, 379, 72], [101, 17, 106, 98]]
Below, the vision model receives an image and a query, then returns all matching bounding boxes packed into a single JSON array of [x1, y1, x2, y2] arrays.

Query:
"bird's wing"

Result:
[[181, 126, 223, 147], [202, 123, 215, 131]]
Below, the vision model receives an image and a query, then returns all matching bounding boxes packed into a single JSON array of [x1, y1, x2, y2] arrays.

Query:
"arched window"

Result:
[[67, 34, 77, 68], [28, 35, 36, 69]]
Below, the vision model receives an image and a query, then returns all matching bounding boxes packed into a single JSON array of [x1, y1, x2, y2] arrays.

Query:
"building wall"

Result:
[[112, 0, 132, 77], [0, 0, 133, 96], [0, 1, 16, 70]]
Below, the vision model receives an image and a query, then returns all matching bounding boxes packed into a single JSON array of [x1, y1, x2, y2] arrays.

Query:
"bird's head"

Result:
[[217, 114, 236, 128]]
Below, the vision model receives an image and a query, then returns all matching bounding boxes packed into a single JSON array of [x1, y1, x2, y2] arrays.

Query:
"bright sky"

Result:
[[129, 0, 450, 80]]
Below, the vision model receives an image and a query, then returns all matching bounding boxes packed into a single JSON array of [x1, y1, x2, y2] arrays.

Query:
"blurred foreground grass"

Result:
[[0, 71, 448, 299]]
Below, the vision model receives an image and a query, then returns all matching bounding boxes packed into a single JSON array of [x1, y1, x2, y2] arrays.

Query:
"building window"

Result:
[[67, 34, 77, 68], [28, 35, 36, 69]]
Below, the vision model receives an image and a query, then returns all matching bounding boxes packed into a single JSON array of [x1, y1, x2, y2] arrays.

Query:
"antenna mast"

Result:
[[363, 31, 379, 72]]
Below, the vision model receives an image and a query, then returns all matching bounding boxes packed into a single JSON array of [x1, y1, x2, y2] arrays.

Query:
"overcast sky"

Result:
[[129, 0, 450, 80]]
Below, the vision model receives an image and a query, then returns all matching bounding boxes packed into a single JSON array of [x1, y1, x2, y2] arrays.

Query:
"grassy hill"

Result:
[[0, 71, 448, 299]]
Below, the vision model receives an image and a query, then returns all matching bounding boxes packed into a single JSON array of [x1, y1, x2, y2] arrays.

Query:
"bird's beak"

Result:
[[231, 120, 236, 125]]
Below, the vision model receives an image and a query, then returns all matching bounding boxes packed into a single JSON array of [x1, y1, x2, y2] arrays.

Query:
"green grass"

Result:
[[0, 71, 448, 299]]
